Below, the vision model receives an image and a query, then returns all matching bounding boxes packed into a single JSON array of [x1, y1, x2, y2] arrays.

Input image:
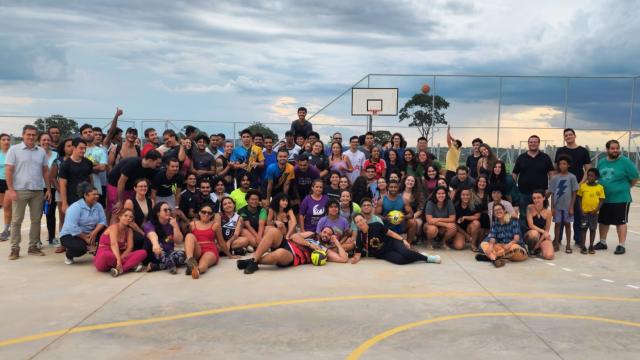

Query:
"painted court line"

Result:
[[580, 273, 593, 278], [561, 268, 573, 272], [546, 262, 556, 266], [601, 279, 615, 283], [626, 285, 640, 290]]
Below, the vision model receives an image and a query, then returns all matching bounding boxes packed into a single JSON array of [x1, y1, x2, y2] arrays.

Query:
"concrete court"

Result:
[[0, 191, 639, 360]]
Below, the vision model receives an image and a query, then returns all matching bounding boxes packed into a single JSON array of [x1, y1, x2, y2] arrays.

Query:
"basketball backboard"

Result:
[[351, 88, 398, 116]]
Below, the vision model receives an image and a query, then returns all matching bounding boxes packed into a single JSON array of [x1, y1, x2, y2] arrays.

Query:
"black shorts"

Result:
[[598, 202, 630, 226], [0, 179, 6, 193]]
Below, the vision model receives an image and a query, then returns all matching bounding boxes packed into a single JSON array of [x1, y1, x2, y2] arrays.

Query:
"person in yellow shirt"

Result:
[[445, 126, 462, 182], [577, 168, 605, 254]]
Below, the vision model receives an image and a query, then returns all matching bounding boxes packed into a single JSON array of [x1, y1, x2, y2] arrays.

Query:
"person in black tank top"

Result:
[[524, 190, 554, 260], [124, 179, 153, 250]]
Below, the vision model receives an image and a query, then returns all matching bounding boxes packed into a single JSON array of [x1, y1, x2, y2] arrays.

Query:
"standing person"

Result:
[[106, 150, 162, 217], [477, 143, 498, 178], [403, 149, 418, 178], [595, 140, 639, 254], [298, 179, 329, 232], [308, 140, 329, 179], [555, 128, 592, 246], [59, 138, 94, 214], [184, 204, 234, 279], [231, 129, 264, 189], [206, 133, 224, 158], [48, 125, 61, 149], [363, 147, 386, 180], [49, 139, 74, 252], [445, 126, 462, 182], [329, 142, 352, 177], [324, 132, 343, 156], [59, 183, 107, 264], [216, 140, 235, 193], [423, 165, 440, 198], [292, 154, 320, 208], [178, 174, 198, 219], [141, 128, 160, 157], [6, 125, 52, 259], [264, 149, 295, 205], [275, 131, 301, 164], [577, 168, 605, 254], [512, 135, 554, 228], [151, 157, 183, 209], [190, 134, 216, 181], [93, 209, 146, 277], [108, 127, 140, 166], [490, 160, 517, 203], [144, 202, 185, 273], [343, 136, 366, 184], [0, 134, 12, 241], [524, 189, 554, 260], [290, 107, 313, 139], [351, 214, 441, 265], [102, 107, 124, 148], [84, 126, 108, 208], [325, 171, 342, 201], [157, 129, 186, 163], [479, 203, 528, 268], [385, 149, 404, 180], [387, 133, 407, 162], [549, 155, 579, 253], [262, 135, 278, 183], [359, 132, 375, 159], [466, 138, 483, 179]]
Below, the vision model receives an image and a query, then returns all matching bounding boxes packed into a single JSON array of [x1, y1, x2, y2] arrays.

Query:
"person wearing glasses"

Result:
[[184, 204, 235, 279]]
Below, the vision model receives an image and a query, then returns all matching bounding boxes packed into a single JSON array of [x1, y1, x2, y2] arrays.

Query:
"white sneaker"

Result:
[[64, 257, 74, 265], [426, 255, 442, 264], [134, 264, 145, 272], [110, 268, 122, 277], [51, 238, 61, 247]]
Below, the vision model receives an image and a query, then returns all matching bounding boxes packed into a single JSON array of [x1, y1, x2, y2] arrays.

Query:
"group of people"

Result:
[[0, 106, 637, 277]]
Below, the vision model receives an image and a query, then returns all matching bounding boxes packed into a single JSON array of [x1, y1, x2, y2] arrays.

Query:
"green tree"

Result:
[[34, 115, 79, 138], [243, 122, 279, 142], [398, 93, 450, 139], [372, 130, 392, 147]]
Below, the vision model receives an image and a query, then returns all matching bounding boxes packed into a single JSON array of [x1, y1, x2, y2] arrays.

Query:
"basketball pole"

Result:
[[368, 114, 372, 132]]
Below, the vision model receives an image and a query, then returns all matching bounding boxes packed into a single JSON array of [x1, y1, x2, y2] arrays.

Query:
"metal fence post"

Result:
[[496, 77, 502, 158]]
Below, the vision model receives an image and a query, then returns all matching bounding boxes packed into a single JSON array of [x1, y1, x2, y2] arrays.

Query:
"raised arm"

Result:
[[103, 108, 123, 147]]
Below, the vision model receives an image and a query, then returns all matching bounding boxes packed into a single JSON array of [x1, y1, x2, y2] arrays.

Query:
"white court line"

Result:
[[601, 279, 615, 283], [561, 268, 573, 272], [546, 262, 556, 266], [535, 258, 544, 262], [626, 285, 640, 289], [580, 273, 593, 278], [629, 230, 640, 235]]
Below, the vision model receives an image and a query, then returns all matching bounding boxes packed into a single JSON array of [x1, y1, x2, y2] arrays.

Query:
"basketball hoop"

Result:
[[368, 109, 380, 117]]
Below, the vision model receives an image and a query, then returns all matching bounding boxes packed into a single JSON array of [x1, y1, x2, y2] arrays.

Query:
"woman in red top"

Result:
[[184, 204, 234, 279], [363, 147, 386, 180]]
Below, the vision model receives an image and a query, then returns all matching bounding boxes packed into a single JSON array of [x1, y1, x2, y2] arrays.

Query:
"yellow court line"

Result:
[[345, 312, 640, 360], [1, 291, 639, 348]]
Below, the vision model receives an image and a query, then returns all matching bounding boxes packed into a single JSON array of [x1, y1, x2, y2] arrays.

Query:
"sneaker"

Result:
[[580, 247, 588, 255], [0, 229, 9, 241], [110, 268, 122, 277], [134, 264, 145, 272], [244, 259, 259, 274], [36, 240, 44, 249], [614, 245, 626, 255], [232, 248, 247, 256], [493, 259, 506, 268], [185, 257, 198, 276], [168, 263, 177, 274], [475, 253, 491, 262], [593, 242, 608, 250], [246, 245, 255, 253], [64, 257, 74, 265], [28, 247, 45, 256], [146, 263, 160, 272], [51, 238, 61, 247], [588, 246, 595, 255], [8, 249, 19, 260], [236, 258, 253, 270], [426, 255, 442, 264]]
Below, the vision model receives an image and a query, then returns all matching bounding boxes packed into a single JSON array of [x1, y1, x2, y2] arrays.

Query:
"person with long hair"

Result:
[[416, 150, 432, 179], [338, 175, 351, 192], [403, 149, 418, 177], [479, 203, 528, 268], [401, 175, 425, 244], [123, 178, 154, 249], [477, 143, 498, 177], [339, 190, 361, 223], [47, 138, 74, 252], [0, 134, 12, 241], [372, 177, 388, 206], [351, 213, 441, 265], [309, 140, 329, 178], [524, 189, 554, 260], [387, 133, 406, 162], [423, 186, 457, 249], [489, 160, 517, 203], [385, 148, 404, 180], [453, 187, 482, 251], [215, 196, 250, 255], [38, 133, 58, 247], [350, 176, 372, 205], [267, 192, 297, 239], [473, 175, 491, 236], [328, 142, 352, 177], [325, 171, 342, 201], [184, 204, 234, 279], [144, 202, 185, 273], [363, 146, 386, 180], [94, 208, 147, 277], [239, 189, 266, 248], [423, 165, 439, 198]]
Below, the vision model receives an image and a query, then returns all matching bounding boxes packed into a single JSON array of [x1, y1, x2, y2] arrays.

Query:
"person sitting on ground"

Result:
[[376, 179, 416, 242], [184, 204, 235, 279], [215, 196, 250, 255], [59, 183, 107, 265], [479, 203, 528, 268], [143, 202, 185, 273], [239, 189, 267, 248], [94, 208, 147, 277], [317, 199, 353, 253], [298, 179, 329, 232], [123, 178, 154, 249], [423, 185, 457, 249], [487, 185, 518, 222], [400, 175, 425, 245], [236, 225, 312, 274], [267, 192, 297, 240], [453, 187, 482, 251], [524, 189, 554, 260], [351, 214, 441, 265]]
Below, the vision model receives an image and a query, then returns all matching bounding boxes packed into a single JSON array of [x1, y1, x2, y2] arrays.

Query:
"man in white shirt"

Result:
[[343, 136, 365, 184]]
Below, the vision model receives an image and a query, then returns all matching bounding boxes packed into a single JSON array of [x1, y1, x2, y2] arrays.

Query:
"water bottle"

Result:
[[43, 199, 50, 215]]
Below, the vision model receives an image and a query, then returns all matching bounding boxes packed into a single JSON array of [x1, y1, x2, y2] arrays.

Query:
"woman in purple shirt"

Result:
[[298, 179, 328, 232]]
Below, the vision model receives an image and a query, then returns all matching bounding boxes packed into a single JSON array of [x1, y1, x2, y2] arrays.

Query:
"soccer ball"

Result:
[[387, 210, 404, 225], [311, 249, 328, 266]]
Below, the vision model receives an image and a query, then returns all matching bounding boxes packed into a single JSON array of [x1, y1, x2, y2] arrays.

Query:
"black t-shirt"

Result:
[[356, 222, 390, 258], [466, 154, 481, 179], [239, 206, 265, 231], [450, 176, 476, 190], [455, 203, 478, 220], [555, 146, 591, 181], [152, 171, 184, 197], [179, 188, 197, 216], [290, 120, 313, 138], [308, 153, 329, 173], [512, 152, 554, 194], [107, 157, 158, 190], [192, 150, 215, 171], [325, 186, 341, 201], [59, 157, 94, 204]]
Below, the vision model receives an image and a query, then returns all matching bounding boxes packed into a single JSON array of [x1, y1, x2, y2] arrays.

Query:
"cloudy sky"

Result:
[[0, 0, 638, 149]]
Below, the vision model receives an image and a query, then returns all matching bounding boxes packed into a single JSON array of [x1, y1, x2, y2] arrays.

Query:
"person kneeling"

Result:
[[94, 209, 147, 277], [479, 203, 528, 268], [351, 214, 441, 265]]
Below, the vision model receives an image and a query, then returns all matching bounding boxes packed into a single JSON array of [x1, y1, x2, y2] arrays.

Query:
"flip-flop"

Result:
[[565, 248, 573, 254]]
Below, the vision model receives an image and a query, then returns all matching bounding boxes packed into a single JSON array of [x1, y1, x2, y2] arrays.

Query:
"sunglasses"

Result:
[[161, 208, 171, 213], [200, 210, 213, 215]]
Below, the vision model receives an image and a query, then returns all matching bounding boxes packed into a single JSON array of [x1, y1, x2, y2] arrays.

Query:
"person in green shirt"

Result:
[[230, 174, 251, 210], [595, 140, 639, 255], [239, 189, 267, 249]]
